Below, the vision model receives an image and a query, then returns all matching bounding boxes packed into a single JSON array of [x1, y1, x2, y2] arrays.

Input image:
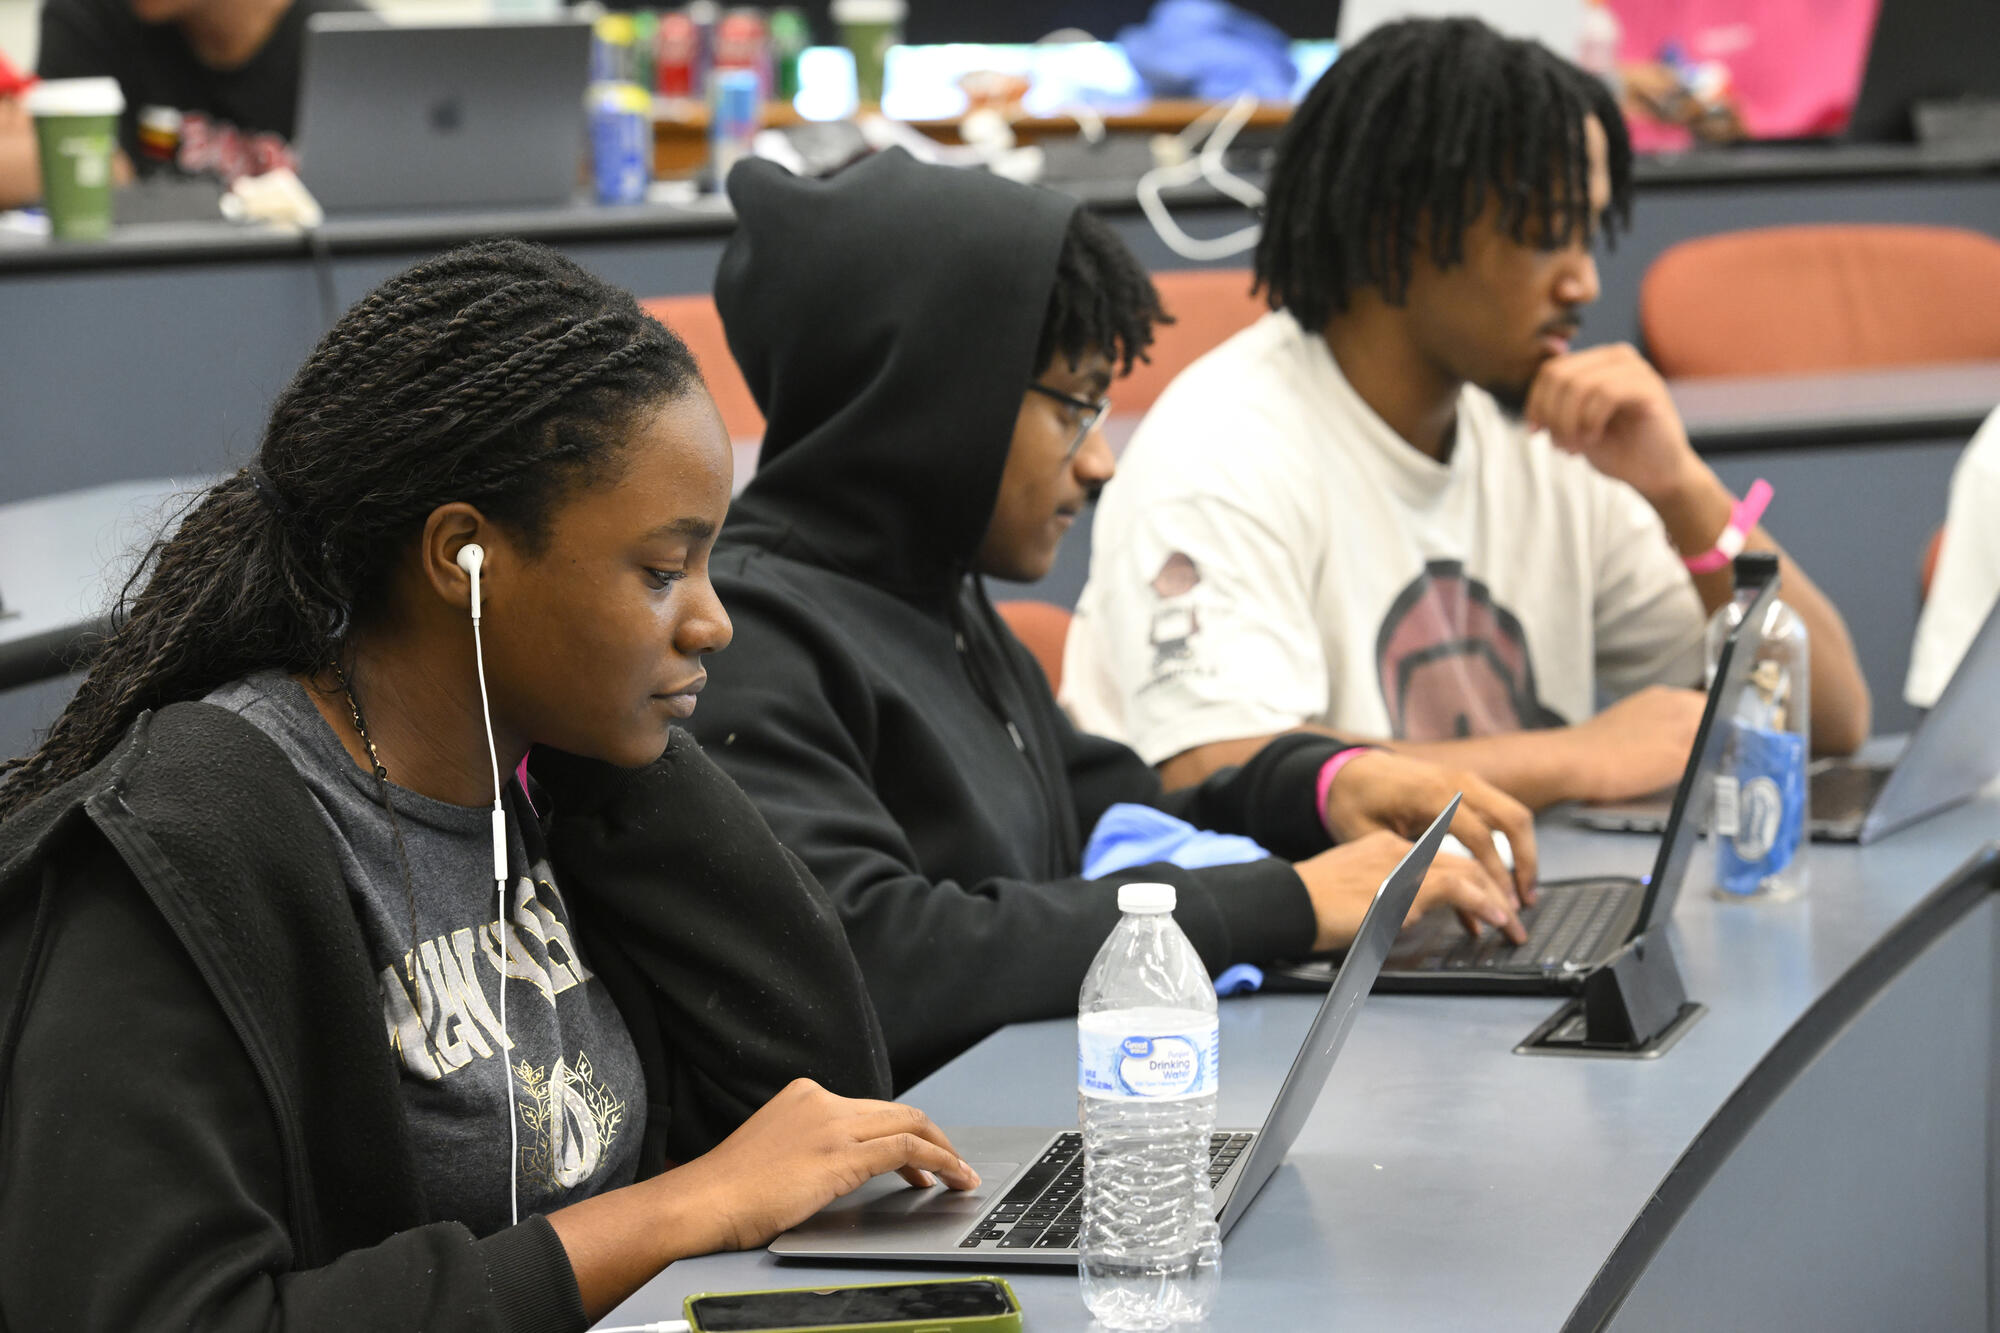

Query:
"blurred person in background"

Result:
[[1906, 407, 2000, 710], [0, 51, 39, 207], [36, 0, 362, 185]]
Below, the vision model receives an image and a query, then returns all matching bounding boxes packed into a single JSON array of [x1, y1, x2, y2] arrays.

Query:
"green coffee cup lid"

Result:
[[25, 76, 126, 117]]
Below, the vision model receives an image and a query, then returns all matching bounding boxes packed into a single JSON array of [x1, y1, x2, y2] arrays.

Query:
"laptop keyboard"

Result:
[[958, 1130, 1254, 1251], [1810, 762, 1891, 820], [1439, 880, 1627, 972]]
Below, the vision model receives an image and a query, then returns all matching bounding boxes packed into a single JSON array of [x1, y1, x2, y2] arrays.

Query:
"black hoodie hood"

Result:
[[715, 148, 1079, 603]]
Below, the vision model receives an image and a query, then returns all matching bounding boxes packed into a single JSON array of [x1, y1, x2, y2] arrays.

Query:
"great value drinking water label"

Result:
[[1078, 1016, 1220, 1099]]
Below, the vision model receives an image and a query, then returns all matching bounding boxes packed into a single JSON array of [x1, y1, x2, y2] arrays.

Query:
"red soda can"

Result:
[[657, 10, 697, 98], [714, 8, 770, 102]]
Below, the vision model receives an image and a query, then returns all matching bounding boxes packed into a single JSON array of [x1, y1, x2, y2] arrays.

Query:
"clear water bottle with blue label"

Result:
[[1707, 551, 1810, 899], [1077, 882, 1220, 1329]]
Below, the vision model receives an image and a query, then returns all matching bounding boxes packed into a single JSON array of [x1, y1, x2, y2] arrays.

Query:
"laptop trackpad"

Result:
[[773, 1163, 1023, 1242]]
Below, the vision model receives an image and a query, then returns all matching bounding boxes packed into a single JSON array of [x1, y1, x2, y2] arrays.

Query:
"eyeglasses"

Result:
[[1026, 382, 1111, 459]]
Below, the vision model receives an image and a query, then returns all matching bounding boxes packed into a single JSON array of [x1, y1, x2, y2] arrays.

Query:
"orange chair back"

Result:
[[1641, 225, 2000, 378], [997, 599, 1073, 695], [638, 294, 766, 443]]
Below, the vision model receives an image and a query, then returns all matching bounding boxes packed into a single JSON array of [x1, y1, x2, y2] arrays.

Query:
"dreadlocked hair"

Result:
[[1254, 15, 1634, 331], [0, 238, 702, 820], [1035, 207, 1172, 377]]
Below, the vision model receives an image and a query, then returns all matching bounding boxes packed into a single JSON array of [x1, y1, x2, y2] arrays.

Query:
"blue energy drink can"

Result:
[[708, 68, 759, 188], [589, 82, 652, 205]]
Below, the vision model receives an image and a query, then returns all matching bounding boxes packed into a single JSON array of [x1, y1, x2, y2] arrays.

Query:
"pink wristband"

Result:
[[1316, 746, 1377, 829], [1683, 478, 1773, 575]]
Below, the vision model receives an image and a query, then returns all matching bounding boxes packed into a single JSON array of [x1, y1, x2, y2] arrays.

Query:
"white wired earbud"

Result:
[[458, 541, 520, 1228]]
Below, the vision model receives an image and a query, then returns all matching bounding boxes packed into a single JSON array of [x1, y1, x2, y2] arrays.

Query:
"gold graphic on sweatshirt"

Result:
[[515, 1053, 626, 1192]]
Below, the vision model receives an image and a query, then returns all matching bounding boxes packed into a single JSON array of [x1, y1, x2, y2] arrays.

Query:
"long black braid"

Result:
[[1035, 207, 1171, 377], [0, 238, 702, 820], [1254, 16, 1634, 331]]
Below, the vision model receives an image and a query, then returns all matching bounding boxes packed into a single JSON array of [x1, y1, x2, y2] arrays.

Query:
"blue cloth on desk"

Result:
[[1117, 0, 1298, 102], [1083, 802, 1272, 994]]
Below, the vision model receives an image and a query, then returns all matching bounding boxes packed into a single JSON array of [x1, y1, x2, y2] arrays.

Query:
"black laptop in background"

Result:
[[1272, 581, 1775, 997]]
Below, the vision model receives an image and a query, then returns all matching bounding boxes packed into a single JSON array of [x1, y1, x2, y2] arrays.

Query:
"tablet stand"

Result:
[[1515, 931, 1705, 1059]]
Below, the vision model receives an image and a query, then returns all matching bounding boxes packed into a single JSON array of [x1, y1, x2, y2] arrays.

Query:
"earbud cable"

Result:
[[468, 561, 519, 1228]]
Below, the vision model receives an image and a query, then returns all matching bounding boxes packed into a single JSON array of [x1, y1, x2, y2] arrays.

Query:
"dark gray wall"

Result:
[[1, 234, 733, 507]]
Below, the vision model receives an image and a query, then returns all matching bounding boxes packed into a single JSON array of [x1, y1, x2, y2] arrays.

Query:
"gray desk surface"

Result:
[[1673, 360, 2000, 453], [598, 790, 2000, 1332], [0, 478, 195, 689]]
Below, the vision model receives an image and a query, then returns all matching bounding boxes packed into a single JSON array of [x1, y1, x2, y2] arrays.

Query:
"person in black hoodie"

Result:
[[695, 149, 1538, 1088], [0, 240, 977, 1332]]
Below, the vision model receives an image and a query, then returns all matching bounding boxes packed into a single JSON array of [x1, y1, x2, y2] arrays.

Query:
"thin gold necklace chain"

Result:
[[331, 661, 389, 781]]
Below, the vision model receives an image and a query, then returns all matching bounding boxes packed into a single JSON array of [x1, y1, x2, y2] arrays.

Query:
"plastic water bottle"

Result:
[[1076, 883, 1220, 1329], [1706, 551, 1810, 899]]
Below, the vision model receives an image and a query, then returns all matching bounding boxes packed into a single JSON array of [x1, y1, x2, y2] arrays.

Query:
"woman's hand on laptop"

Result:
[[1320, 750, 1538, 908], [654, 1078, 981, 1255], [1294, 831, 1526, 952]]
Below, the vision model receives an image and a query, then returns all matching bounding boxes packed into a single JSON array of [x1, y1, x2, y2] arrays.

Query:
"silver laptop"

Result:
[[767, 795, 1455, 1265], [295, 14, 591, 214], [1578, 595, 2000, 845]]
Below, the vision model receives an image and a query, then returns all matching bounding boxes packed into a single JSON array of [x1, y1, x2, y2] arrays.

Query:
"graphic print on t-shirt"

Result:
[[1375, 560, 1567, 740], [514, 1051, 628, 1192], [378, 872, 625, 1189], [1147, 551, 1204, 672]]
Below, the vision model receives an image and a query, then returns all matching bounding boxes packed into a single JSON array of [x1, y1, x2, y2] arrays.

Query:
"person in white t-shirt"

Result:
[[1064, 16, 1871, 810], [1906, 407, 2000, 708]]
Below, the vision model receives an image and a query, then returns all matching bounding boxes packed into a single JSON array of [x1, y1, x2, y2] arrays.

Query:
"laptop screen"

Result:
[[1216, 793, 1456, 1234], [1631, 580, 1778, 934]]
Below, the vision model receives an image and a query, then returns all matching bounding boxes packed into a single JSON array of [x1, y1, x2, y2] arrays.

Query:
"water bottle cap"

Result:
[[1118, 882, 1176, 914], [1732, 550, 1780, 588]]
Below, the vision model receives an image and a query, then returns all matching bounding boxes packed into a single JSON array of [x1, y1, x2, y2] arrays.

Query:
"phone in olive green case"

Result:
[[681, 1275, 1023, 1333]]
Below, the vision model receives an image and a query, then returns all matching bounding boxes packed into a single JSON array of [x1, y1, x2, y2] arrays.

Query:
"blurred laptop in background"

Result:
[[295, 13, 590, 214]]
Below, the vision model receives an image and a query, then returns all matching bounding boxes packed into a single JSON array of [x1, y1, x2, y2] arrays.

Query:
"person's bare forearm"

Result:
[[1648, 471, 1871, 756], [1376, 732, 1586, 809], [547, 1173, 710, 1322], [1162, 725, 1585, 810], [0, 100, 41, 210], [1743, 533, 1870, 754]]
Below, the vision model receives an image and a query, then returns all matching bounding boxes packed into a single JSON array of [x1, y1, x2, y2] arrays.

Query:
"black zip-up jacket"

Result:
[[0, 703, 891, 1332], [691, 150, 1350, 1087]]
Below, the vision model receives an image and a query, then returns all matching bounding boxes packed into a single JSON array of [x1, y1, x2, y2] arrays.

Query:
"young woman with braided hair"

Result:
[[0, 239, 975, 1331]]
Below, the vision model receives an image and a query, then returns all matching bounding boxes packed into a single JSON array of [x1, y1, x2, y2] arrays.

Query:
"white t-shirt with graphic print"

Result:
[[1061, 310, 1708, 765]]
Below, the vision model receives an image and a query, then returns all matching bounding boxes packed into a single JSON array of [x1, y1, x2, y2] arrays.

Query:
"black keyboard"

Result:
[[1438, 880, 1628, 973], [1810, 761, 1891, 822], [958, 1130, 1254, 1251]]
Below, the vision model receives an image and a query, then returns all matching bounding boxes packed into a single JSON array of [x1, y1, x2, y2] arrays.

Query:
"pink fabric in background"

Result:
[[1611, 0, 1881, 150]]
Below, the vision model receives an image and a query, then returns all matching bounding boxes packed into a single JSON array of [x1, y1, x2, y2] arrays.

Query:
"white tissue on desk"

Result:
[[219, 167, 323, 229]]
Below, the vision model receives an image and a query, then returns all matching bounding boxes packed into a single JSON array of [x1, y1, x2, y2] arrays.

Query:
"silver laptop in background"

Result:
[[1577, 595, 2000, 845], [295, 14, 591, 214], [767, 795, 1458, 1265]]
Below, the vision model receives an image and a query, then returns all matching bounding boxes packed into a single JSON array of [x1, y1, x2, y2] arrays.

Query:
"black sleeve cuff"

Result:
[[1231, 732, 1354, 861], [1134, 857, 1318, 972], [477, 1215, 588, 1333]]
